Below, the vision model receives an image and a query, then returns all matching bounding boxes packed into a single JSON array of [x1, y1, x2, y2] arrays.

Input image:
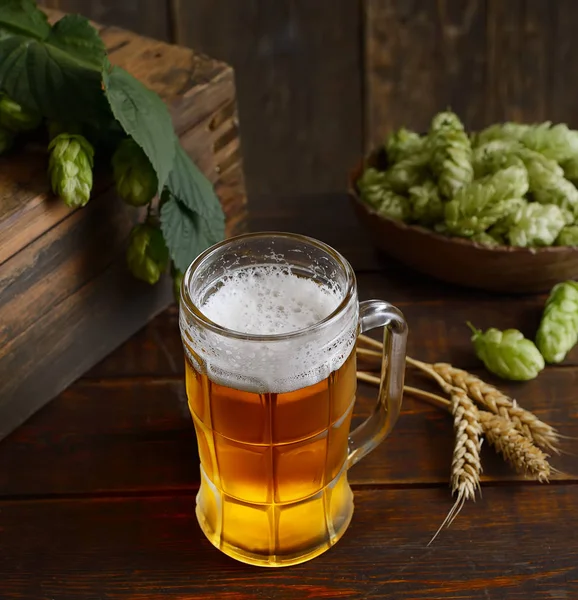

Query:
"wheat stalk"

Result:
[[478, 411, 551, 482], [357, 334, 560, 453]]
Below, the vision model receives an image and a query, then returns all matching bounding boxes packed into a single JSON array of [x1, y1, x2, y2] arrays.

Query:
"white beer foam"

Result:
[[202, 267, 341, 335], [182, 266, 357, 394]]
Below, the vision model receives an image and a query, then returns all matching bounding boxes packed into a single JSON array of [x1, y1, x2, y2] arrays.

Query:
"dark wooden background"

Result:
[[39, 0, 578, 198]]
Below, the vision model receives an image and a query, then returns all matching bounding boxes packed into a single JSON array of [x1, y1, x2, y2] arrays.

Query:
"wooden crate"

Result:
[[0, 9, 248, 441]]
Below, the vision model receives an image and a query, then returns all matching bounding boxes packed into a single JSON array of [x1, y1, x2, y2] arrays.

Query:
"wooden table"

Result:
[[1, 194, 577, 599]]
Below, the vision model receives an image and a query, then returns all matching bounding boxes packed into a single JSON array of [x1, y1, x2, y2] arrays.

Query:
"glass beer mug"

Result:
[[179, 232, 408, 567]]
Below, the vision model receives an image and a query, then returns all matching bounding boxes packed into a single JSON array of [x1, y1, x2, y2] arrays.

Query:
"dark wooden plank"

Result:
[[364, 0, 487, 150], [38, 0, 172, 41], [1, 365, 574, 496], [485, 0, 553, 124], [0, 487, 576, 599], [549, 0, 578, 126], [172, 0, 363, 196]]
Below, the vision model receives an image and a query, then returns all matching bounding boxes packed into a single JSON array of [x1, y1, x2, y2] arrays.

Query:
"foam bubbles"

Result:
[[201, 266, 341, 335], [181, 265, 357, 394]]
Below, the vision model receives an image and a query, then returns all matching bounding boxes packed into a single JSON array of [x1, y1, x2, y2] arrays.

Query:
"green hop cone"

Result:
[[384, 151, 430, 193], [48, 133, 94, 208], [428, 111, 474, 198], [0, 93, 41, 132], [520, 122, 578, 164], [385, 127, 426, 163], [471, 139, 524, 178], [112, 138, 158, 207], [470, 231, 502, 247], [473, 122, 531, 147], [0, 127, 14, 155], [556, 225, 578, 246], [468, 323, 545, 381], [505, 202, 567, 248], [357, 167, 411, 221], [408, 179, 444, 226], [444, 165, 529, 237], [524, 158, 578, 217], [535, 281, 578, 364], [562, 156, 578, 183], [126, 222, 169, 285]]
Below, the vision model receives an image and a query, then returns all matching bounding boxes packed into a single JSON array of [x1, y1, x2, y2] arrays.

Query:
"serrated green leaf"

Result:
[[103, 66, 176, 192], [160, 195, 224, 273], [0, 0, 50, 40], [0, 14, 108, 119], [167, 142, 225, 224]]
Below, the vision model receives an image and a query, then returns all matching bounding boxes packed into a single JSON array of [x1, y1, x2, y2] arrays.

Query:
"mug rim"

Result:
[[180, 231, 357, 342]]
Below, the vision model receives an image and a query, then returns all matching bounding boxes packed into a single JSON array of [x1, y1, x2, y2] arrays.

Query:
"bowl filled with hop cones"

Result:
[[348, 111, 578, 294]]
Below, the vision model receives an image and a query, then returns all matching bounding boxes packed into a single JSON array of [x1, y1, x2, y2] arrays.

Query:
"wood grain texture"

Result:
[[485, 0, 552, 123], [364, 0, 487, 148], [172, 0, 363, 197], [2, 365, 574, 497], [38, 0, 171, 41], [0, 11, 247, 441], [0, 487, 576, 599]]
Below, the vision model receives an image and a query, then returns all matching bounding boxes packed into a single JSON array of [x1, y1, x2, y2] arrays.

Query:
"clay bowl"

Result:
[[348, 148, 578, 294]]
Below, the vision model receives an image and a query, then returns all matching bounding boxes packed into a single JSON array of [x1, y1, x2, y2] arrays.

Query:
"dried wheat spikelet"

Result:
[[357, 334, 561, 453], [478, 411, 551, 482]]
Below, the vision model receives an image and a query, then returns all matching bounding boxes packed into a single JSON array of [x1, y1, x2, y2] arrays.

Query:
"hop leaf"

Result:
[[444, 165, 529, 237], [385, 127, 426, 163], [126, 221, 169, 285], [505, 202, 567, 247], [0, 93, 41, 132], [357, 167, 411, 221], [112, 137, 158, 207], [408, 179, 444, 226], [0, 126, 14, 154], [48, 133, 94, 208], [468, 323, 545, 381], [535, 281, 578, 363], [556, 225, 578, 246], [428, 111, 474, 198]]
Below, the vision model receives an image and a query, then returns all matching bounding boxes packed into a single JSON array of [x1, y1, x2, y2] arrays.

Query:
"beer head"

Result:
[[179, 233, 358, 394]]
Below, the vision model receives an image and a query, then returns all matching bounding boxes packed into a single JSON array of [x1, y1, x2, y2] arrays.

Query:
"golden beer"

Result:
[[179, 233, 407, 567], [186, 348, 357, 565]]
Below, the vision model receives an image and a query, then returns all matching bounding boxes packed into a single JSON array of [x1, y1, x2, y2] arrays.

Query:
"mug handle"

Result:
[[347, 300, 408, 469]]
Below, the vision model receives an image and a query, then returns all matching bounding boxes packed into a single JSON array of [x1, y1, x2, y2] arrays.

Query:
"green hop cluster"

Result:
[[504, 202, 567, 248], [112, 138, 158, 206], [524, 158, 578, 217], [385, 151, 430, 193], [472, 139, 524, 178], [473, 122, 531, 146], [468, 323, 545, 381], [470, 231, 502, 247], [385, 127, 426, 163], [0, 93, 41, 133], [556, 225, 578, 246], [408, 180, 444, 226], [48, 133, 94, 208], [126, 221, 169, 285], [357, 167, 411, 221], [444, 165, 529, 237], [535, 281, 578, 364], [562, 156, 578, 183], [429, 111, 474, 198], [520, 122, 578, 164]]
